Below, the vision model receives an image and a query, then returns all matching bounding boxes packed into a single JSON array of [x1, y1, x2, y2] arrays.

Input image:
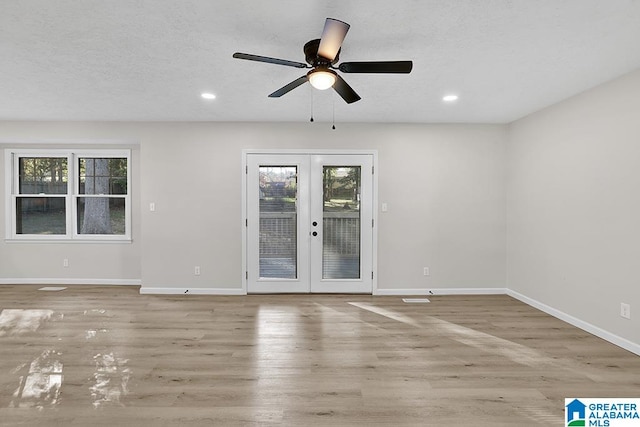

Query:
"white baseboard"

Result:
[[0, 278, 141, 286], [374, 287, 507, 296], [506, 289, 640, 356], [139, 287, 246, 296]]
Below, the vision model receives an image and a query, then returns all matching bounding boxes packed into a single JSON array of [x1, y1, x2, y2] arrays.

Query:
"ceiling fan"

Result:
[[233, 18, 413, 104]]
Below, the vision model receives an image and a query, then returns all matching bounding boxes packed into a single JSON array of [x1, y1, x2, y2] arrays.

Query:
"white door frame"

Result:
[[241, 149, 378, 294]]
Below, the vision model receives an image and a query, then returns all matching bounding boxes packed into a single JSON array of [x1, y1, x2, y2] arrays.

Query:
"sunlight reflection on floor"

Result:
[[349, 301, 553, 367], [90, 352, 131, 408], [348, 302, 422, 328], [10, 349, 63, 409], [0, 309, 60, 336]]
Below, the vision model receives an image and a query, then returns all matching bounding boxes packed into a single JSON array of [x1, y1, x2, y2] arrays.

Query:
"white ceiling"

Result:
[[1, 0, 640, 124]]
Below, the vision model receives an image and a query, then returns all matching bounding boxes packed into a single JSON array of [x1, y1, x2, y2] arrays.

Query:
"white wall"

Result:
[[0, 122, 507, 293], [139, 122, 507, 292], [507, 69, 640, 346]]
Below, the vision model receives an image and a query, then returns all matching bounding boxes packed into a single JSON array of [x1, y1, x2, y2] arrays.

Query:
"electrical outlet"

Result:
[[63, 259, 69, 268], [423, 267, 430, 276], [194, 266, 201, 276], [620, 303, 631, 319]]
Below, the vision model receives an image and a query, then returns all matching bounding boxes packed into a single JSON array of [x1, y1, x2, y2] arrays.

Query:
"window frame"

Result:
[[5, 148, 131, 242]]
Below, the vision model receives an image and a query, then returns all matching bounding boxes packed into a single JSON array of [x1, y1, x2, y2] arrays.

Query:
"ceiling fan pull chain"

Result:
[[332, 97, 336, 130], [310, 86, 314, 122]]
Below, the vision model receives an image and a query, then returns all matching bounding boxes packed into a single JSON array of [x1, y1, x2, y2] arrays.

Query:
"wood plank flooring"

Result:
[[0, 285, 638, 426]]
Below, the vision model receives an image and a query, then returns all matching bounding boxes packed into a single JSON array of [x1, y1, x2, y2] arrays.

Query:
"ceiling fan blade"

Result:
[[268, 76, 309, 98], [233, 52, 308, 69], [339, 61, 413, 74], [318, 18, 350, 61], [333, 74, 361, 104]]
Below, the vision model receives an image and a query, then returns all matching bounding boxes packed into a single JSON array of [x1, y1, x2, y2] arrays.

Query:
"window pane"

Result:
[[259, 166, 297, 279], [19, 158, 68, 194], [77, 197, 126, 235], [322, 166, 361, 279], [79, 158, 127, 195], [16, 197, 66, 235]]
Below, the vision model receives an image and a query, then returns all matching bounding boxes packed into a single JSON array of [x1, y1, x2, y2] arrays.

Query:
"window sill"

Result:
[[4, 238, 133, 244]]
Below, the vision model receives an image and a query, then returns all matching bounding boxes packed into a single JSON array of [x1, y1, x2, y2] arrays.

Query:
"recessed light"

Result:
[[443, 94, 458, 102], [201, 92, 216, 100]]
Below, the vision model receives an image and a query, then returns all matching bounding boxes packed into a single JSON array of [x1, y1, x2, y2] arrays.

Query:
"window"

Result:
[[5, 149, 131, 241]]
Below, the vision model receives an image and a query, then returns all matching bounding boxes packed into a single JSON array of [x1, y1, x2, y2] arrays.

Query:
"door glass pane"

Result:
[[322, 166, 360, 279], [259, 166, 297, 279]]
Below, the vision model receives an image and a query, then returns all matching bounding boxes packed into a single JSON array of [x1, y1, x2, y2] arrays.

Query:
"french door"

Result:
[[246, 153, 374, 293]]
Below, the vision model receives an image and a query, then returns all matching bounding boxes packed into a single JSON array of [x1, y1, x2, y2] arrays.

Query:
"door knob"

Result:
[[312, 231, 318, 236], [312, 221, 318, 226]]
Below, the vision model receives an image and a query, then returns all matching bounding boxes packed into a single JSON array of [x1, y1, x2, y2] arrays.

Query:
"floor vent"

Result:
[[402, 298, 430, 303]]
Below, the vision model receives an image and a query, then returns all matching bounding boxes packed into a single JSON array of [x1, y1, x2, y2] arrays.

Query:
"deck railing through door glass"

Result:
[[259, 166, 297, 279], [322, 166, 361, 279]]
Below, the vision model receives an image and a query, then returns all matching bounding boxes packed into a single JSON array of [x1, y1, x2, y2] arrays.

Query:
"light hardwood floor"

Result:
[[0, 285, 638, 426]]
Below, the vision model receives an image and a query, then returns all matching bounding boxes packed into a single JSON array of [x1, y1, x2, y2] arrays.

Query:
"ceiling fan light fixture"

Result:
[[308, 69, 337, 90]]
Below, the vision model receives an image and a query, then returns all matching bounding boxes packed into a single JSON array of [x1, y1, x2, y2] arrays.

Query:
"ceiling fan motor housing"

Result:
[[304, 39, 340, 66]]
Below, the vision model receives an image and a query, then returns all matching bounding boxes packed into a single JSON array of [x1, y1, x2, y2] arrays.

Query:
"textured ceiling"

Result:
[[1, 0, 640, 123]]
